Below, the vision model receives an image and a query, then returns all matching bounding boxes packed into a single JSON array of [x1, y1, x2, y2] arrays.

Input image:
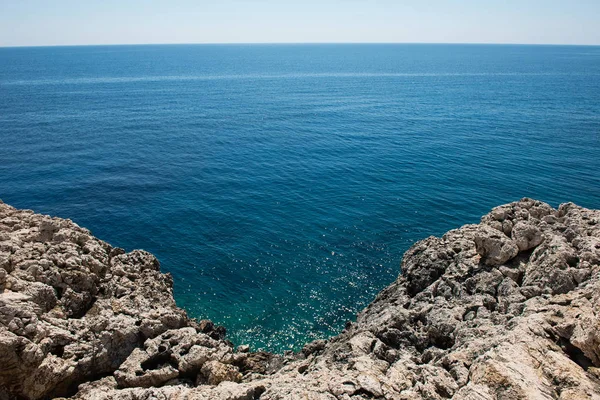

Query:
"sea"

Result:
[[0, 44, 599, 352]]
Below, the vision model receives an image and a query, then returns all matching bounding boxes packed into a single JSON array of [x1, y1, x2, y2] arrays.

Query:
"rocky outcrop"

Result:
[[1, 198, 599, 399]]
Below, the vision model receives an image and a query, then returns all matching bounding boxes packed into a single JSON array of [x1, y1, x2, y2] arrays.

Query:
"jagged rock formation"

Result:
[[1, 198, 599, 399]]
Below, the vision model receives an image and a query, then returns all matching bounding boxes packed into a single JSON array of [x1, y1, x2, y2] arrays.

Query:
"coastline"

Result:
[[1, 198, 599, 399]]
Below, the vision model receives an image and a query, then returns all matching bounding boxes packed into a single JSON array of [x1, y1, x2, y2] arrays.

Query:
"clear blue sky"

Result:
[[1, 0, 599, 47]]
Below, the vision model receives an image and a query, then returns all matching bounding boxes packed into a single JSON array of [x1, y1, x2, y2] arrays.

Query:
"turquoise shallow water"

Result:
[[0, 44, 599, 351]]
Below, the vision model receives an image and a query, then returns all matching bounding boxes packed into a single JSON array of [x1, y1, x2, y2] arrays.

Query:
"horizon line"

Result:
[[2, 41, 600, 49]]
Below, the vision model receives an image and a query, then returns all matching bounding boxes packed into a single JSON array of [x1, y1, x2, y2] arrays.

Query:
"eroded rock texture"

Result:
[[1, 198, 599, 399]]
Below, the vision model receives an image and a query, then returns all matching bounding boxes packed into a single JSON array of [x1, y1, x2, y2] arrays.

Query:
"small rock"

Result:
[[200, 361, 242, 386]]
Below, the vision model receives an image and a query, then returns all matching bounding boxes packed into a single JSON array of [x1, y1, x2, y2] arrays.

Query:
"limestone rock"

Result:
[[200, 360, 242, 385], [473, 224, 519, 266], [1, 198, 600, 399]]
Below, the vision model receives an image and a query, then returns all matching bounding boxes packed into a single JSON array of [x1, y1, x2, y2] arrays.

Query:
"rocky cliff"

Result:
[[1, 198, 599, 399]]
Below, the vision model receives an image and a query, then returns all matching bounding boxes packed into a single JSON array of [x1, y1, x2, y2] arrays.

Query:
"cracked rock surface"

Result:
[[1, 198, 599, 399]]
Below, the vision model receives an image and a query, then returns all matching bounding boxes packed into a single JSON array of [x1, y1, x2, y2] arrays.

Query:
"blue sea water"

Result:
[[0, 44, 599, 351]]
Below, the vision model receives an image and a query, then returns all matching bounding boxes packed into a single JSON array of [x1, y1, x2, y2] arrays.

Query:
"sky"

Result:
[[1, 0, 599, 47]]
